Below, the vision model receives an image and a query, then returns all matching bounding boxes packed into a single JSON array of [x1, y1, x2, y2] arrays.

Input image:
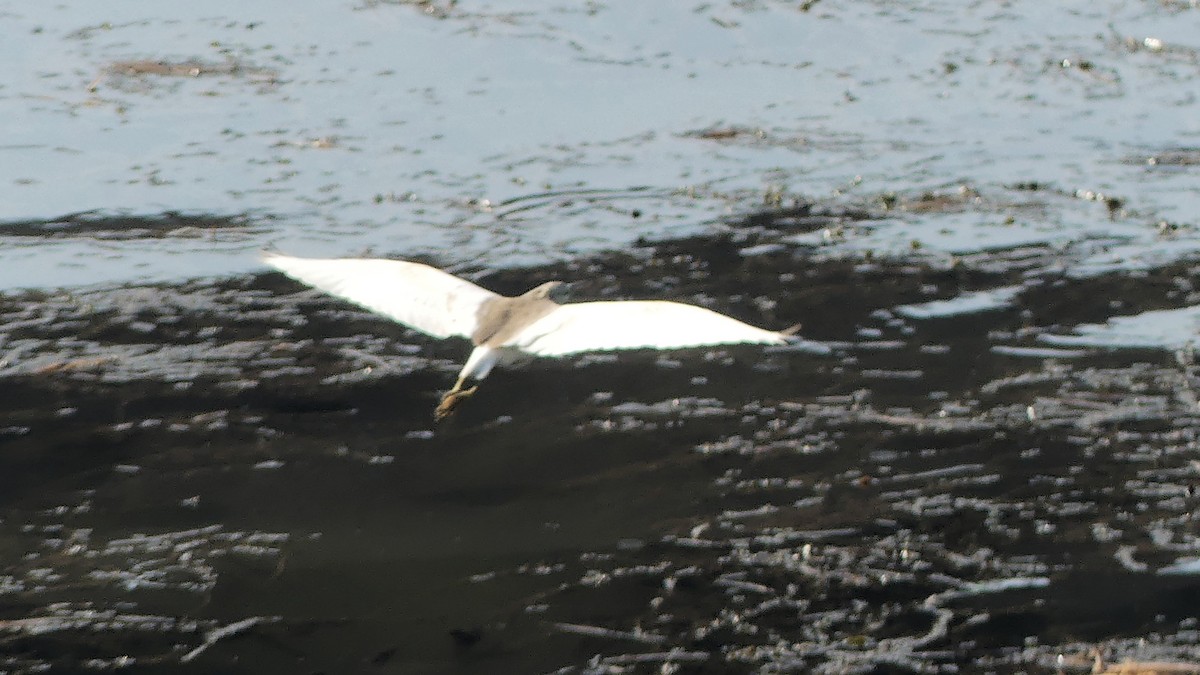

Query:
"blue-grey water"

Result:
[[3, 2, 1198, 292]]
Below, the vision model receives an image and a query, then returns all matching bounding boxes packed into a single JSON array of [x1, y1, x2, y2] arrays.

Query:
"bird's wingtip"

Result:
[[259, 249, 293, 269], [780, 322, 803, 337], [773, 323, 832, 353]]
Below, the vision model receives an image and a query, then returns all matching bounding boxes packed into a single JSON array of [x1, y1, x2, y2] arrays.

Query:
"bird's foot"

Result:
[[434, 384, 479, 421]]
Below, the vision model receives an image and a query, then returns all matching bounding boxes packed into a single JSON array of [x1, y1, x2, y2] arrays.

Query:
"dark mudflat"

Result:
[[2, 207, 1199, 673]]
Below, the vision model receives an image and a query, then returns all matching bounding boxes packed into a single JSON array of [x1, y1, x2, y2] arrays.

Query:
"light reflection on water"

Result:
[[0, 1, 1198, 291]]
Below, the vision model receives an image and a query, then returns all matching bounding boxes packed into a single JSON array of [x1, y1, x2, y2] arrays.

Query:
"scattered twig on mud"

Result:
[[181, 616, 278, 663], [33, 356, 116, 374], [909, 607, 954, 650], [1091, 654, 1200, 674], [714, 574, 775, 595], [598, 649, 709, 665], [880, 463, 986, 485], [553, 622, 665, 645]]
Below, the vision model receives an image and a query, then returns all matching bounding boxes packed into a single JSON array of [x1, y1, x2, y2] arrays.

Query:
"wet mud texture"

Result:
[[3, 208, 1200, 674]]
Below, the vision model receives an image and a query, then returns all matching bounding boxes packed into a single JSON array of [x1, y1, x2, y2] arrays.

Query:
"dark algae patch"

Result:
[[0, 212, 261, 241], [2, 209, 1200, 672]]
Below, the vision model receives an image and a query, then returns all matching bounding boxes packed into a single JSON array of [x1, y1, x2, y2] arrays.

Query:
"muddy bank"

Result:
[[2, 207, 1200, 673]]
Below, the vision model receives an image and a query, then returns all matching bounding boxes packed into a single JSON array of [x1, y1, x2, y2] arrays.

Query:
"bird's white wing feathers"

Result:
[[262, 253, 497, 340], [510, 301, 786, 357]]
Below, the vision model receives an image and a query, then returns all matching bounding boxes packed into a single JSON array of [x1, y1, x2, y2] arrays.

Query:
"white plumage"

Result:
[[514, 301, 785, 356], [261, 254, 495, 340], [263, 253, 789, 419]]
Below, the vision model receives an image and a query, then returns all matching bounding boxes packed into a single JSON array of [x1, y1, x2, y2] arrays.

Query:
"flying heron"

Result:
[[263, 253, 794, 419]]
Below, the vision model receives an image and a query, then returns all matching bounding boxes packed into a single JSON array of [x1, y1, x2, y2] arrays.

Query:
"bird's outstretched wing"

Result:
[[510, 300, 786, 356], [262, 253, 498, 340]]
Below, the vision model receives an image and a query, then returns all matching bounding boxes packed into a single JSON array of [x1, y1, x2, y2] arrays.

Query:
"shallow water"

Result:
[[2, 1, 1199, 289]]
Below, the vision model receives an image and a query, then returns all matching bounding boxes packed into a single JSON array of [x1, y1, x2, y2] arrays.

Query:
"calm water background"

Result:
[[1, 1, 1198, 290]]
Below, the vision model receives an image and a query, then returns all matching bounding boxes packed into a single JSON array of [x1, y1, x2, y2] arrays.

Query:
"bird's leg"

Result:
[[434, 376, 479, 421]]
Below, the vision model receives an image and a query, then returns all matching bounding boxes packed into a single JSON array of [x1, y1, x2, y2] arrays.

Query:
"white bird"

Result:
[[262, 253, 793, 419]]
